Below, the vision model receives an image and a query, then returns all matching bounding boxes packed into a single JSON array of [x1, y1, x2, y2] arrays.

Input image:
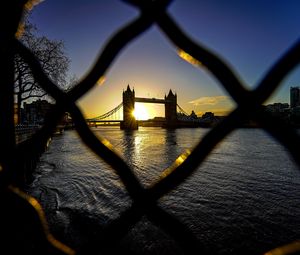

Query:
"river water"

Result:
[[26, 127, 300, 255]]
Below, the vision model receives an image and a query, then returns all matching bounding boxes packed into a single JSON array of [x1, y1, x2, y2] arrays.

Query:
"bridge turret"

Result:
[[121, 85, 138, 130], [165, 89, 177, 128]]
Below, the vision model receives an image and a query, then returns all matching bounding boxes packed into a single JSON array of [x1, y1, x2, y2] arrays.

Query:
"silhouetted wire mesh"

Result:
[[2, 0, 300, 254]]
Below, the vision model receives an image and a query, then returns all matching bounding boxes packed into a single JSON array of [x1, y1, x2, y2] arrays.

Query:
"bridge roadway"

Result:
[[135, 97, 171, 104], [88, 120, 122, 123]]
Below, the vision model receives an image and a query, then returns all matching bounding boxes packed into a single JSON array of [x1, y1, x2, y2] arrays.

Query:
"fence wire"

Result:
[[0, 0, 300, 254]]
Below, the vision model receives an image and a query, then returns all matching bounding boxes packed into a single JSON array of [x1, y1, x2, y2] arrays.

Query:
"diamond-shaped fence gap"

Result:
[[158, 128, 300, 255], [79, 25, 236, 187]]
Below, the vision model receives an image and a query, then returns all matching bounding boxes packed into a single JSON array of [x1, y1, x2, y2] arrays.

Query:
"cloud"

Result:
[[189, 96, 228, 106]]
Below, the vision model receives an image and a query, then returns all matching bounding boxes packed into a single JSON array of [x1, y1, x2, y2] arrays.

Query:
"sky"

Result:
[[28, 0, 300, 118]]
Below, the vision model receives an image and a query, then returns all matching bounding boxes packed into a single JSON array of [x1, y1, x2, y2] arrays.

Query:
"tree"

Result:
[[14, 21, 69, 123]]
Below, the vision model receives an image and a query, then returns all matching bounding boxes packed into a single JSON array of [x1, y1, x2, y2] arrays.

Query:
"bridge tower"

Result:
[[165, 89, 177, 128], [121, 85, 138, 130]]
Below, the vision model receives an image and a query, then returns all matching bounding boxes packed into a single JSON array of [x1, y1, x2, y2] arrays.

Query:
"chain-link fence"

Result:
[[0, 0, 300, 254]]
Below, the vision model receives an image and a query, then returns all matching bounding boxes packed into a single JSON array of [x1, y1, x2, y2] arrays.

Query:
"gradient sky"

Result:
[[29, 0, 300, 118]]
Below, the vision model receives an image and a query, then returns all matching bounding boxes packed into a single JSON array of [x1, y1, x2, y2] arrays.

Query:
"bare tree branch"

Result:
[[14, 20, 70, 123]]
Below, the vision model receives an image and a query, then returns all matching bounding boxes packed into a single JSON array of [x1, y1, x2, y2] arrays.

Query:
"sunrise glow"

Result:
[[132, 104, 150, 120]]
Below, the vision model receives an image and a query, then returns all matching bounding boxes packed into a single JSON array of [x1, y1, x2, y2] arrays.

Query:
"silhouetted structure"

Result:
[[164, 89, 177, 128], [120, 85, 138, 130], [23, 99, 53, 124], [290, 87, 300, 108], [120, 85, 178, 130]]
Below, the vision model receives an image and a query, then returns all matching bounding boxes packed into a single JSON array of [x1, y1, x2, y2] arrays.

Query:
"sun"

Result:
[[132, 104, 149, 120]]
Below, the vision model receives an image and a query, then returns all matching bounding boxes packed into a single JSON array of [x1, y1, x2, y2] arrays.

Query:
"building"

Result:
[[290, 87, 300, 108], [23, 99, 53, 124], [265, 103, 289, 113], [190, 110, 198, 119]]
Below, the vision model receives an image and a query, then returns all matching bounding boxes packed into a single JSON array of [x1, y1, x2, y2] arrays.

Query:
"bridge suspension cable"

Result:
[[176, 103, 189, 116], [176, 103, 201, 122], [87, 102, 123, 121]]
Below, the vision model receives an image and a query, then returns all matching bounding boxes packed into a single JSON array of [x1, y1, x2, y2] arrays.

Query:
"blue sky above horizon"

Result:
[[29, 0, 300, 118]]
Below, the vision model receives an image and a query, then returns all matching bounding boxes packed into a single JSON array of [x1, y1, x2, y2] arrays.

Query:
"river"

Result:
[[26, 127, 300, 255]]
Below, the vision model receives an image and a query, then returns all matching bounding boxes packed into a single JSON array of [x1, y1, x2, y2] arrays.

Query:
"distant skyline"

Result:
[[29, 0, 300, 118]]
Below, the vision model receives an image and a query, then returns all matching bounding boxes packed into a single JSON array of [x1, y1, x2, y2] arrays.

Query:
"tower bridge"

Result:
[[86, 85, 199, 129]]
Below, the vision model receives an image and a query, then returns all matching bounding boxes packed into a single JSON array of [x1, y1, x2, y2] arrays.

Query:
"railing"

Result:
[[0, 1, 300, 254], [15, 124, 41, 143]]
